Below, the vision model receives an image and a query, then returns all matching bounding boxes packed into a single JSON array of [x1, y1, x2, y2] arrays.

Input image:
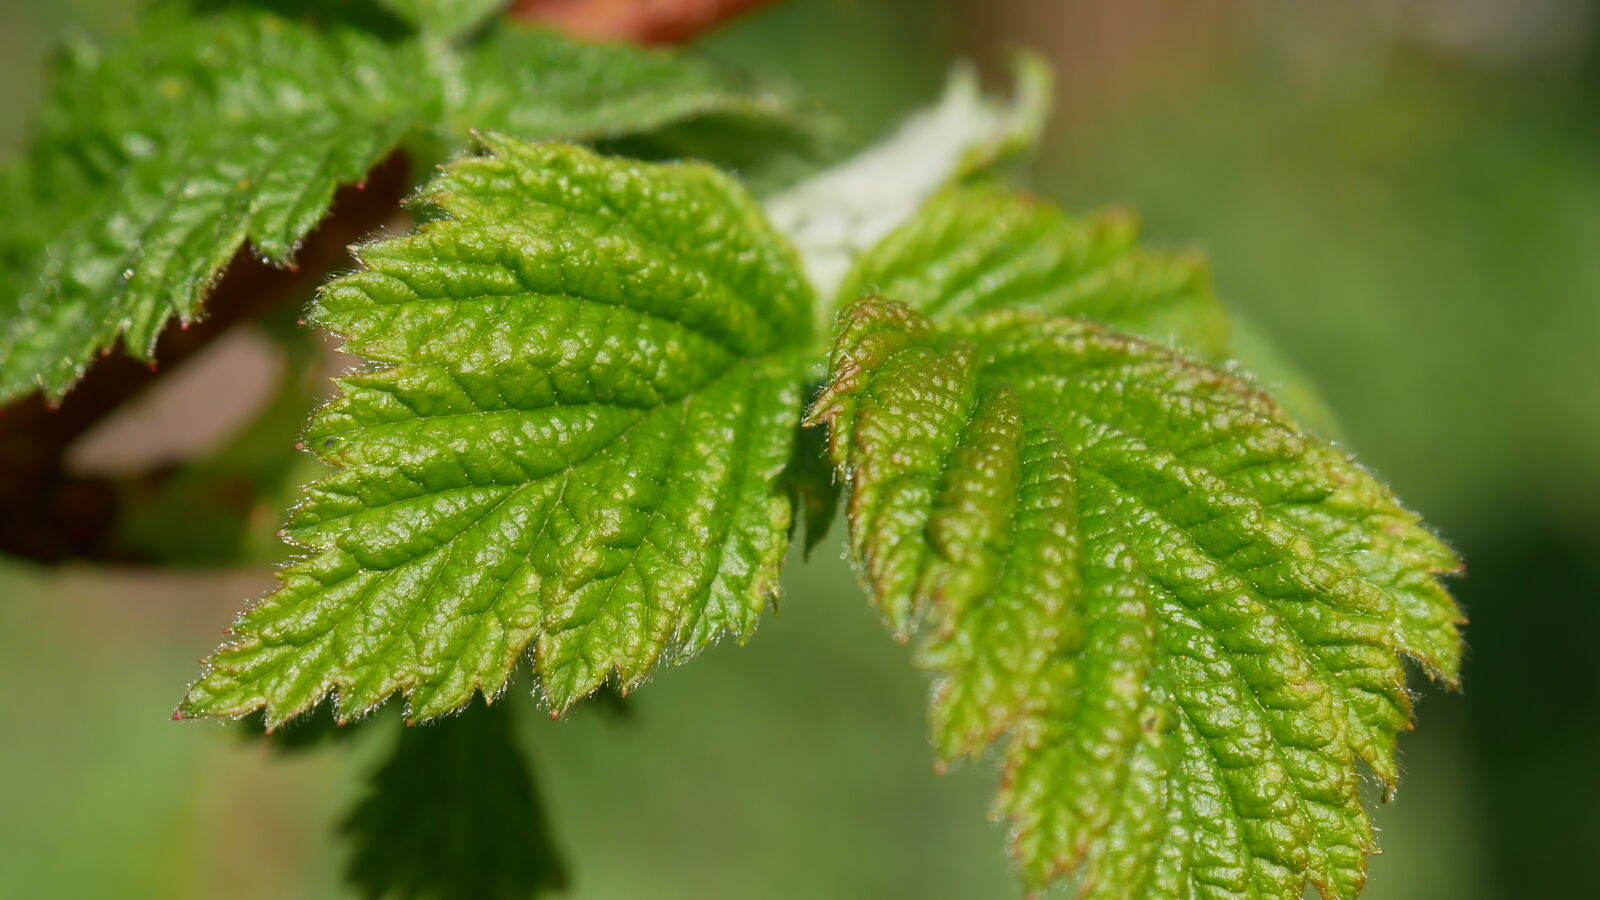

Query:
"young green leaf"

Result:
[[766, 57, 1050, 301], [838, 180, 1351, 434], [0, 4, 818, 404], [837, 182, 1230, 359], [180, 137, 814, 726], [808, 297, 1462, 898]]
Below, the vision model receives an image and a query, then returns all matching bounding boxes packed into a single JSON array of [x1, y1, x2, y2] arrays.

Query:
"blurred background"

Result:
[[1, 1, 1596, 897]]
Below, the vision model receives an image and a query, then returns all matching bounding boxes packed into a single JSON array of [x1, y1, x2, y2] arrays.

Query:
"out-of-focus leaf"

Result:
[[1224, 312, 1344, 440], [0, 4, 823, 403], [765, 55, 1050, 300], [380, 0, 505, 38], [343, 701, 567, 900]]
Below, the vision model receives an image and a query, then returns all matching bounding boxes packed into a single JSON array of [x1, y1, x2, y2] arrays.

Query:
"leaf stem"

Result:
[[509, 0, 775, 44]]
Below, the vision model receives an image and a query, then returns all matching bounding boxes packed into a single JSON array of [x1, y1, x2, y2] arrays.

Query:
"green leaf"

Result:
[[597, 109, 842, 200], [837, 180, 1347, 436], [343, 701, 567, 900], [766, 56, 1050, 301], [807, 297, 1462, 898], [455, 25, 818, 145], [0, 6, 434, 402], [380, 0, 506, 38], [1223, 312, 1345, 440], [180, 137, 814, 726], [0, 5, 820, 404], [838, 181, 1231, 359]]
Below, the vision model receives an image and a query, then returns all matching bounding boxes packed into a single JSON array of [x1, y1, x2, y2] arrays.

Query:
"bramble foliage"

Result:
[[0, 2, 1462, 897], [0, 1, 809, 402], [807, 298, 1461, 897], [181, 138, 813, 723]]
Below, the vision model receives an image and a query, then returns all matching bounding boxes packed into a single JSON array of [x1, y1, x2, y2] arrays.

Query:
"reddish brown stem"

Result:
[[510, 0, 775, 44]]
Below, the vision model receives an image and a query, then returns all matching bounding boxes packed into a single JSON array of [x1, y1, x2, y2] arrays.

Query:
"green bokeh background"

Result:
[[2, 1, 1596, 897]]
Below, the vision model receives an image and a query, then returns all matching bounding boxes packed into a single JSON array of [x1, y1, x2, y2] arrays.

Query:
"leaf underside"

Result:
[[0, 3, 814, 403], [808, 297, 1463, 898], [181, 138, 814, 725]]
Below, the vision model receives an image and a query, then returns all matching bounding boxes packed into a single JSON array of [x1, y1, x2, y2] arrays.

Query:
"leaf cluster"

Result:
[[0, 3, 1463, 898], [0, 0, 815, 402]]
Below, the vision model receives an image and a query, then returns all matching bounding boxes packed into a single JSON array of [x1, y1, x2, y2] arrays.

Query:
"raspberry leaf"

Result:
[[839, 180, 1355, 435], [456, 25, 817, 146], [0, 4, 817, 403], [180, 138, 814, 725], [838, 182, 1230, 359], [808, 297, 1462, 898], [766, 56, 1050, 300]]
